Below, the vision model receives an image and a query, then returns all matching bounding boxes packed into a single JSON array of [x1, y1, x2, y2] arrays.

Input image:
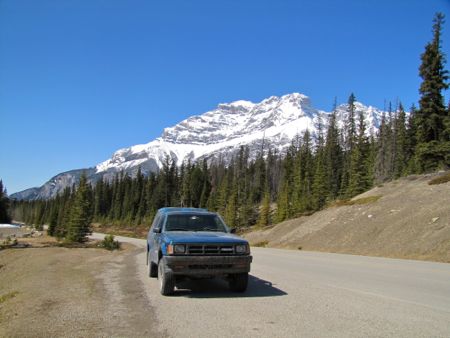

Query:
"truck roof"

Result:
[[157, 207, 209, 215]]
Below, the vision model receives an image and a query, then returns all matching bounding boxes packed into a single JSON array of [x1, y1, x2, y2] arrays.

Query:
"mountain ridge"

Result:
[[11, 93, 385, 200]]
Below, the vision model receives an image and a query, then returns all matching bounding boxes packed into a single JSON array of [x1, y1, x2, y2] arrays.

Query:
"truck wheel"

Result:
[[229, 273, 248, 292], [158, 259, 175, 295], [149, 256, 158, 278]]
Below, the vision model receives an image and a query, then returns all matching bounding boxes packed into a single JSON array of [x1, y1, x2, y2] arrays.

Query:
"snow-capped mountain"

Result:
[[12, 93, 385, 200]]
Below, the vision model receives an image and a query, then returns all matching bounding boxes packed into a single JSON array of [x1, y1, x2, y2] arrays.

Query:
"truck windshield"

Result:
[[165, 214, 227, 232]]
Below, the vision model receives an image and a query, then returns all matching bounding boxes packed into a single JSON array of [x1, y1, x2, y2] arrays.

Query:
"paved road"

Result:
[[92, 233, 450, 337]]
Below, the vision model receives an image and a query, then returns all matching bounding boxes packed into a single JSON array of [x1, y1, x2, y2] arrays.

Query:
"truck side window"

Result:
[[156, 215, 165, 231], [150, 213, 161, 231]]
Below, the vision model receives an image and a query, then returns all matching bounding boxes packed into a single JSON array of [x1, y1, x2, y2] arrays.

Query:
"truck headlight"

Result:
[[167, 244, 186, 255], [235, 244, 249, 254], [174, 244, 186, 254]]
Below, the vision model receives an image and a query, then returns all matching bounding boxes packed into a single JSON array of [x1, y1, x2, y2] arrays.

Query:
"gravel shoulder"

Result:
[[0, 236, 164, 338]]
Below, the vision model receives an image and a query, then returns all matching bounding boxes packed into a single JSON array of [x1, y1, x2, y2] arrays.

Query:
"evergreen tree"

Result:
[[66, 173, 93, 243], [199, 160, 211, 208], [416, 12, 450, 171], [347, 110, 370, 197], [47, 204, 58, 236], [257, 187, 271, 227], [190, 164, 204, 208], [405, 104, 418, 173], [0, 180, 12, 223], [324, 105, 343, 200], [375, 106, 393, 183], [224, 184, 237, 228], [291, 130, 314, 213], [393, 103, 407, 178], [340, 93, 357, 194], [277, 142, 296, 221], [312, 149, 327, 209], [55, 187, 71, 239]]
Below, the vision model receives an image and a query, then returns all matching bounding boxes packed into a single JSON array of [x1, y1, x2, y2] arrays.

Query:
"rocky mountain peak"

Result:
[[11, 92, 386, 200]]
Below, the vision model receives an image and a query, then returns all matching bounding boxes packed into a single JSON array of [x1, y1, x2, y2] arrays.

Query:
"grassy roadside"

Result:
[[92, 223, 147, 239]]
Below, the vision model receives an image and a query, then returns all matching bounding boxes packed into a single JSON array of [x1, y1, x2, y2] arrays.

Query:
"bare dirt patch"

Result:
[[0, 236, 164, 338], [244, 172, 450, 262]]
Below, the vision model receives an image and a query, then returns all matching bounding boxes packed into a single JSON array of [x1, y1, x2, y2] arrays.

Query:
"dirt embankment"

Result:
[[244, 172, 450, 263], [0, 236, 164, 338]]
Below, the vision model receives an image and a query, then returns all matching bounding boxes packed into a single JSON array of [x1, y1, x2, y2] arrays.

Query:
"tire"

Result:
[[158, 259, 175, 296], [229, 273, 248, 292], [149, 257, 158, 278]]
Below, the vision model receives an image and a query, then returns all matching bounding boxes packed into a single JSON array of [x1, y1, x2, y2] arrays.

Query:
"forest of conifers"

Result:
[[5, 13, 450, 241]]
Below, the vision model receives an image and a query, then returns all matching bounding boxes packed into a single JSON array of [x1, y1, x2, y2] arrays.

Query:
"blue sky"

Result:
[[1, 0, 449, 194]]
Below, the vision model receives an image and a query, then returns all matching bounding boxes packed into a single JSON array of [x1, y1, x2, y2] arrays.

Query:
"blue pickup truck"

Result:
[[147, 207, 252, 295]]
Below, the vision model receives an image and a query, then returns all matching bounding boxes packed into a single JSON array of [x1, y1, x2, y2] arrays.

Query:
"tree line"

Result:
[[6, 12, 450, 242]]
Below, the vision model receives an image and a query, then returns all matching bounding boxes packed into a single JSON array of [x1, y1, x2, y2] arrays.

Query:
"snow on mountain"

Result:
[[95, 93, 326, 174], [12, 93, 385, 200]]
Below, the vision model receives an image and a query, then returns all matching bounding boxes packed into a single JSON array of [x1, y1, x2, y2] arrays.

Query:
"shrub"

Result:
[[329, 195, 382, 207], [0, 236, 18, 249], [253, 240, 269, 247], [0, 291, 18, 304], [428, 172, 450, 185], [99, 234, 120, 251]]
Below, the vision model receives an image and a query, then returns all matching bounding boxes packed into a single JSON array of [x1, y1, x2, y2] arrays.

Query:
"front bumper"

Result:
[[163, 255, 252, 276]]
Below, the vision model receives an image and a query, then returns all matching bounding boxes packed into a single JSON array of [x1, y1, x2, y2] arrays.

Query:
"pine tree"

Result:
[[257, 187, 270, 227], [66, 173, 93, 243], [416, 12, 450, 171], [199, 160, 211, 208], [55, 187, 71, 239], [189, 164, 204, 208], [312, 149, 327, 210], [405, 104, 418, 173], [224, 184, 237, 228], [0, 180, 12, 223], [324, 105, 343, 200], [47, 204, 58, 236], [277, 142, 296, 221], [275, 182, 289, 223], [340, 93, 357, 194], [393, 103, 407, 178], [347, 110, 370, 197], [375, 106, 393, 184]]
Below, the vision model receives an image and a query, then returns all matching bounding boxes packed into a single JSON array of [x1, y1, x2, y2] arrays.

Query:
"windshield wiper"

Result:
[[198, 227, 220, 232], [167, 228, 188, 231]]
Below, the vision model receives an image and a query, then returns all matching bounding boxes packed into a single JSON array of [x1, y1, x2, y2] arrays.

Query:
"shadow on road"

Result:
[[173, 275, 287, 298]]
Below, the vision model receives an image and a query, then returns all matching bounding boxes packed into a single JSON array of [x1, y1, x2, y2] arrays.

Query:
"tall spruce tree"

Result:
[[66, 174, 93, 243], [324, 102, 343, 200], [416, 12, 450, 171], [340, 93, 357, 195], [347, 110, 370, 197], [393, 103, 407, 178], [257, 186, 271, 227]]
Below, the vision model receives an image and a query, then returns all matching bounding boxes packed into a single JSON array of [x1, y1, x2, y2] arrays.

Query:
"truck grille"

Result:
[[186, 244, 235, 255]]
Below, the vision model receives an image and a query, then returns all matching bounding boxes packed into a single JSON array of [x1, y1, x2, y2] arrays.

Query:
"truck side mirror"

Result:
[[153, 227, 162, 233], [230, 228, 236, 234]]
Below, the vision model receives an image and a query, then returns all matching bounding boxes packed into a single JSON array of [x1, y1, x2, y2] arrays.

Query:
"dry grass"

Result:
[[0, 291, 18, 304], [253, 240, 269, 247], [93, 224, 148, 239], [428, 172, 450, 185], [329, 195, 382, 207]]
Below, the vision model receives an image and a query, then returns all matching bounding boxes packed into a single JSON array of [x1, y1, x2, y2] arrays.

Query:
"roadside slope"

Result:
[[244, 172, 450, 262]]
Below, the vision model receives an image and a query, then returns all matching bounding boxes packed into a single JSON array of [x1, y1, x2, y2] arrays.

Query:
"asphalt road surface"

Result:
[[92, 233, 450, 337]]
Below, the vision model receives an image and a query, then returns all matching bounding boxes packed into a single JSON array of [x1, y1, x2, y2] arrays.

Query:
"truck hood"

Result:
[[162, 232, 248, 244]]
